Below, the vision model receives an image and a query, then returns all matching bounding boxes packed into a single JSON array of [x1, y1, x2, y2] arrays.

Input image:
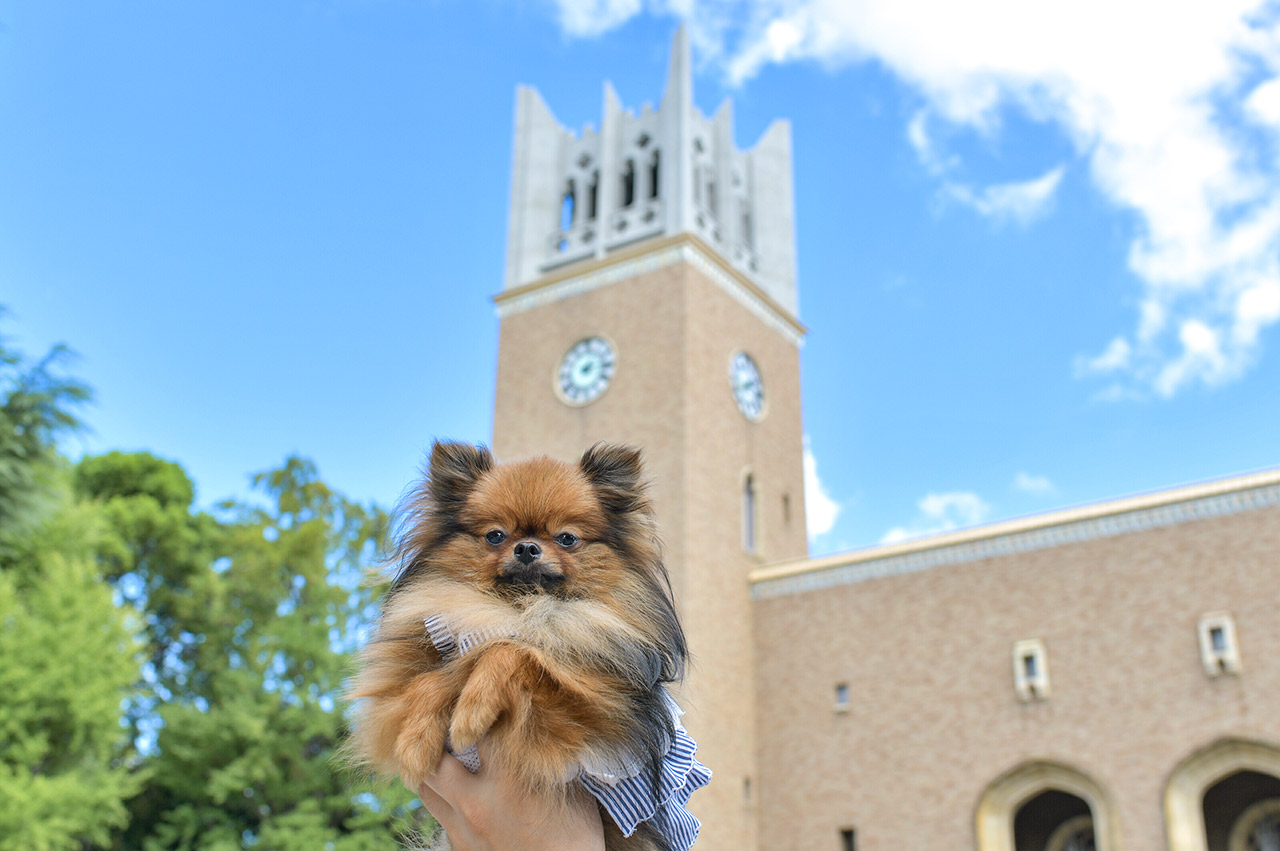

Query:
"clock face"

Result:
[[730, 351, 765, 421], [557, 337, 616, 405]]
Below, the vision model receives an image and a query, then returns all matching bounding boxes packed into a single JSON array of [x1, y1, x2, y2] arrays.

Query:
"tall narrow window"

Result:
[[1013, 638, 1050, 701], [648, 151, 661, 199], [560, 180, 576, 231], [621, 159, 636, 208], [586, 171, 599, 220], [741, 204, 753, 249], [840, 828, 857, 851], [742, 473, 757, 554], [707, 178, 718, 217], [1198, 612, 1241, 675]]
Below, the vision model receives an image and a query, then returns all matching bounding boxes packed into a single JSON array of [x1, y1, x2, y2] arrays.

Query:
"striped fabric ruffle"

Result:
[[422, 615, 710, 851]]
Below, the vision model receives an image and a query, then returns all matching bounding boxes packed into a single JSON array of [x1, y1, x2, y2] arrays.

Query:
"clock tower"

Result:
[[491, 28, 807, 851]]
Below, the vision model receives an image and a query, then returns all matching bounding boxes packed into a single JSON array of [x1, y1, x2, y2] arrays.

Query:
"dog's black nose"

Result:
[[513, 541, 541, 565]]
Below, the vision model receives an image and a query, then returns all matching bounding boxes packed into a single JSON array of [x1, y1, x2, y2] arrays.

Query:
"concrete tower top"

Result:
[[503, 26, 799, 318]]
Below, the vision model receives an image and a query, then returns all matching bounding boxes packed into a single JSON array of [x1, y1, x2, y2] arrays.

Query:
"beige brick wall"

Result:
[[679, 265, 808, 851], [754, 505, 1280, 851]]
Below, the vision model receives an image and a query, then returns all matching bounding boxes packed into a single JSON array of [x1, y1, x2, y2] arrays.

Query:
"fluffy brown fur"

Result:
[[347, 441, 689, 851]]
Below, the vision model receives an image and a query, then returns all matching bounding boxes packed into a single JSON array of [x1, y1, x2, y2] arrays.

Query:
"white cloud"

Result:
[[881, 489, 989, 544], [553, 0, 645, 37], [1153, 318, 1232, 397], [1012, 472, 1055, 495], [1076, 336, 1131, 377], [944, 167, 1065, 226], [909, 110, 1065, 224], [544, 0, 1280, 397], [1247, 78, 1280, 125], [803, 437, 840, 539], [905, 110, 947, 175]]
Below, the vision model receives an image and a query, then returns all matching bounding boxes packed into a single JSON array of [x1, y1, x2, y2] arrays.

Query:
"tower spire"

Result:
[[663, 23, 692, 113], [663, 24, 695, 236], [503, 24, 798, 319]]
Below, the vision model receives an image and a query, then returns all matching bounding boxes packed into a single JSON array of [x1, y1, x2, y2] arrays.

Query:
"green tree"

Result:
[[0, 322, 90, 552], [0, 501, 145, 851], [79, 453, 419, 850], [0, 313, 419, 848], [0, 329, 141, 851]]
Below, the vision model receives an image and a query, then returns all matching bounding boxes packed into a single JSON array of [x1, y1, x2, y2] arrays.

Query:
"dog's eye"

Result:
[[484, 530, 507, 546], [554, 532, 579, 548]]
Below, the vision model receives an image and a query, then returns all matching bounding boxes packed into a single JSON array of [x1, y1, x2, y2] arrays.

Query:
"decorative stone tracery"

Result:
[[503, 27, 797, 317]]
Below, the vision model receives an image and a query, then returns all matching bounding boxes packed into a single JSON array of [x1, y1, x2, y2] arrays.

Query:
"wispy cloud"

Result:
[[909, 111, 1064, 225], [881, 490, 990, 544], [1012, 472, 1055, 496], [944, 167, 1065, 227], [553, 0, 645, 37], [906, 109, 953, 175], [803, 437, 840, 540], [1077, 337, 1132, 376], [544, 0, 1280, 398]]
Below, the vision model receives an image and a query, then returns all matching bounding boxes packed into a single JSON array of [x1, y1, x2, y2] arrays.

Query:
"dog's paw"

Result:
[[394, 710, 449, 786], [447, 643, 534, 752], [448, 682, 507, 754]]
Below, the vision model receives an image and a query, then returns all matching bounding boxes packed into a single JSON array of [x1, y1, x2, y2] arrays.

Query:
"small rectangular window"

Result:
[[834, 682, 850, 712], [1198, 613, 1241, 675], [1013, 639, 1050, 702], [840, 828, 856, 851]]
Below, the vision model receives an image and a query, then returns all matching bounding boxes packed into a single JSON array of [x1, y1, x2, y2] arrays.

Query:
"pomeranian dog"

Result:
[[347, 441, 707, 851]]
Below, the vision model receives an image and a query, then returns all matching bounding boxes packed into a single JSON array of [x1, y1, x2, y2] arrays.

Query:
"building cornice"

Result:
[[751, 467, 1280, 600], [493, 232, 807, 347]]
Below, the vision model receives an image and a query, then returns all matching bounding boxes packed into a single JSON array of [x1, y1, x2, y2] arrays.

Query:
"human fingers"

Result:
[[415, 775, 453, 822], [418, 757, 485, 851], [419, 750, 481, 812]]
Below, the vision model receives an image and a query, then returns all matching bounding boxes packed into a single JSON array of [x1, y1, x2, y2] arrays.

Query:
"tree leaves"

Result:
[[0, 313, 416, 849]]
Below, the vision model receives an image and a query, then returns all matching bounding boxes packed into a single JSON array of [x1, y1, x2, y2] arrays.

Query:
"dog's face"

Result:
[[395, 441, 662, 604]]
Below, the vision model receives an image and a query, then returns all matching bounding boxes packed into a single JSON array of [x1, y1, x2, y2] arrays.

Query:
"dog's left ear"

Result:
[[427, 441, 494, 512], [579, 443, 647, 515]]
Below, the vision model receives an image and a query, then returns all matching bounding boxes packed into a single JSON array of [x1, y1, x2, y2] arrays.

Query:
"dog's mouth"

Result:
[[496, 564, 566, 594]]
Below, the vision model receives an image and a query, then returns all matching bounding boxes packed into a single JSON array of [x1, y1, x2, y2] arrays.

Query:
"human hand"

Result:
[[415, 748, 605, 851]]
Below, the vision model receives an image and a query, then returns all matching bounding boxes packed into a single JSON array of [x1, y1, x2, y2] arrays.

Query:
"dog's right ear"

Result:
[[579, 443, 648, 517], [427, 441, 493, 511]]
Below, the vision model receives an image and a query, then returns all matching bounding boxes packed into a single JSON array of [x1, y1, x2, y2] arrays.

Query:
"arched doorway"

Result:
[[977, 761, 1117, 851], [1166, 738, 1280, 851], [1205, 771, 1280, 851], [1014, 789, 1097, 850]]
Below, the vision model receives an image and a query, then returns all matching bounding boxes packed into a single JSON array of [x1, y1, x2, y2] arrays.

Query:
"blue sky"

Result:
[[4, 1, 1279, 555]]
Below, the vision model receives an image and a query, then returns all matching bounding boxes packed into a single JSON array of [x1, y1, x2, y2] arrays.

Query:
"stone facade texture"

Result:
[[753, 501, 1280, 850]]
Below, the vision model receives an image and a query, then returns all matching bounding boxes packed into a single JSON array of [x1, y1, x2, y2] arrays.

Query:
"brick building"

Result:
[[488, 26, 1280, 851]]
